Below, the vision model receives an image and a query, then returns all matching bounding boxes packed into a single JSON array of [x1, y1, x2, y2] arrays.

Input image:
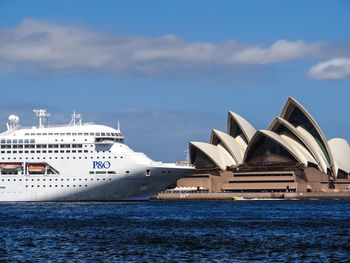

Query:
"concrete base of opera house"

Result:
[[157, 166, 350, 200], [156, 191, 350, 200]]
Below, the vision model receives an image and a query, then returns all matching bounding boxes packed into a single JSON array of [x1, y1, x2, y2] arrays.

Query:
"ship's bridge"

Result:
[[1, 109, 125, 144]]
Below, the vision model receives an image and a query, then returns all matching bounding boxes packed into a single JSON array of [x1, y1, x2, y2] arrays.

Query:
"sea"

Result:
[[0, 200, 349, 263]]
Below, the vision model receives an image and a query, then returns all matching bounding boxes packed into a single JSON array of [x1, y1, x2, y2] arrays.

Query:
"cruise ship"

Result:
[[0, 109, 193, 201]]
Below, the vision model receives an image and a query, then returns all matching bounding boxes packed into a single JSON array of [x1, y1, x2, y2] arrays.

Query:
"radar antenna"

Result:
[[33, 109, 51, 128], [70, 111, 82, 126], [7, 115, 20, 130], [117, 120, 121, 132]]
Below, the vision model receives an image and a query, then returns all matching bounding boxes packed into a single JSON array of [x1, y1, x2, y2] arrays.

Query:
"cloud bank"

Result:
[[0, 18, 348, 81], [307, 58, 350, 80]]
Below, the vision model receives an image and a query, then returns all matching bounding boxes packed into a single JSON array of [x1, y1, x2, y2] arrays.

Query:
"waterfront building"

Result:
[[180, 97, 350, 194]]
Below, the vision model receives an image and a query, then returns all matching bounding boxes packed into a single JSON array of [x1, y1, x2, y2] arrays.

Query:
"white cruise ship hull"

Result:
[[0, 109, 194, 201], [0, 165, 192, 202]]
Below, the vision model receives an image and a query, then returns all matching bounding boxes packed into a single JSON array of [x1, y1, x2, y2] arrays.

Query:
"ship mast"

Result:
[[33, 109, 51, 128]]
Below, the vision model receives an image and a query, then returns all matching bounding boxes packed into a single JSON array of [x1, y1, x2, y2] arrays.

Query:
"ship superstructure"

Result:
[[0, 109, 193, 201]]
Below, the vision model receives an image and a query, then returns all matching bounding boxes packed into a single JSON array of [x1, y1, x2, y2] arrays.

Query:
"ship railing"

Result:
[[19, 122, 95, 129]]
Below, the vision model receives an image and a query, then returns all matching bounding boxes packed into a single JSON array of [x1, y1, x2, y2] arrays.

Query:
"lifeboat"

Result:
[[28, 165, 46, 173], [0, 163, 22, 171]]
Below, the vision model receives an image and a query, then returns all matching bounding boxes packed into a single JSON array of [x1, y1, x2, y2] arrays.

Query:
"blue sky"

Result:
[[0, 0, 349, 161]]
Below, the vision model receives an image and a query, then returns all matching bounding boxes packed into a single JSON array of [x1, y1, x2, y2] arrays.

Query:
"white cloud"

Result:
[[0, 19, 331, 74], [307, 58, 350, 80]]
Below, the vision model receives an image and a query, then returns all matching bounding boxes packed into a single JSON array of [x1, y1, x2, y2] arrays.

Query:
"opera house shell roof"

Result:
[[189, 97, 350, 179]]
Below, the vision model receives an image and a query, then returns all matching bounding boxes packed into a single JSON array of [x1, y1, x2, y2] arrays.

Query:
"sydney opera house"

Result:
[[178, 97, 350, 194]]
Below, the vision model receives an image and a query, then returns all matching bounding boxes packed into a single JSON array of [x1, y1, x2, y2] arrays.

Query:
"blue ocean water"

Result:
[[0, 200, 349, 262]]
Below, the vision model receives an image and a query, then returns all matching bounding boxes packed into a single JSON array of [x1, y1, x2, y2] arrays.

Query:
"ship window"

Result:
[[13, 139, 17, 143], [106, 133, 111, 136], [54, 150, 58, 153], [24, 139, 29, 143], [78, 150, 82, 153], [90, 132, 94, 135], [0, 139, 4, 143], [19, 151, 23, 153], [60, 150, 64, 153], [96, 133, 100, 136], [54, 133, 59, 135], [101, 133, 106, 136], [19, 139, 23, 143], [13, 151, 17, 154], [36, 151, 41, 153], [84, 150, 88, 153], [30, 151, 34, 153], [6, 151, 10, 154], [43, 133, 47, 135], [37, 133, 41, 135], [37, 144, 47, 148], [48, 150, 52, 153], [30, 139, 35, 143], [78, 133, 83, 135], [42, 150, 46, 153], [48, 133, 53, 135], [60, 133, 64, 135], [25, 133, 29, 136], [66, 150, 70, 153], [6, 139, 11, 143], [72, 150, 76, 153], [84, 133, 88, 135], [30, 133, 35, 135], [1, 151, 4, 154], [66, 133, 71, 135]]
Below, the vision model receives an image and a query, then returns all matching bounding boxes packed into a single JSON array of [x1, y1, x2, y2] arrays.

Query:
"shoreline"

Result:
[[156, 192, 350, 200]]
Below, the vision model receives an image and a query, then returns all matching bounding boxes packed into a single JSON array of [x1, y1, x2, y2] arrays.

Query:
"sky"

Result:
[[0, 0, 349, 162]]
